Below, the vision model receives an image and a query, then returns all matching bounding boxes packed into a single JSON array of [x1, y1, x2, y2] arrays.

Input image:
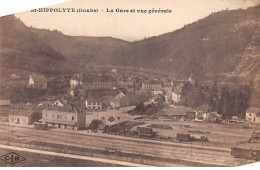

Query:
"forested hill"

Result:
[[30, 28, 129, 65], [0, 15, 76, 74], [1, 5, 259, 86], [108, 5, 260, 82]]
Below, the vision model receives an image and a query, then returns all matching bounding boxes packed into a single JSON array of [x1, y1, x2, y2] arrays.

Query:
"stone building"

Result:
[[41, 106, 86, 130]]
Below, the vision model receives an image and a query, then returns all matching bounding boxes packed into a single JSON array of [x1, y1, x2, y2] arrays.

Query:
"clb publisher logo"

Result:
[[1, 152, 26, 164]]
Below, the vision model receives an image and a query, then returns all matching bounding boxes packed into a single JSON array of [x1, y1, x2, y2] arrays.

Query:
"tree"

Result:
[[180, 82, 205, 108], [73, 87, 79, 98], [218, 85, 231, 119], [208, 81, 219, 111], [88, 119, 103, 130], [120, 92, 151, 107], [157, 101, 164, 111], [239, 84, 252, 118]]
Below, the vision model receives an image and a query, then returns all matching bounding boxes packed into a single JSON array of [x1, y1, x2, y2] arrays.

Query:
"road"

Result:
[[0, 123, 239, 166]]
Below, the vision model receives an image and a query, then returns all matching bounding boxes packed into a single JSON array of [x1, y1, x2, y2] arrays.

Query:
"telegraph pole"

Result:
[[190, 142, 192, 166], [8, 112, 10, 145]]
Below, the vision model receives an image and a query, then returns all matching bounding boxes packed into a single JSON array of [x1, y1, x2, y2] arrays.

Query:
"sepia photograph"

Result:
[[0, 0, 260, 167]]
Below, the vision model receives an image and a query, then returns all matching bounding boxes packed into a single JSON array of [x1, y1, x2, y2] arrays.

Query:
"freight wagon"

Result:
[[34, 122, 48, 130], [231, 143, 260, 161], [137, 127, 156, 138], [176, 133, 191, 141]]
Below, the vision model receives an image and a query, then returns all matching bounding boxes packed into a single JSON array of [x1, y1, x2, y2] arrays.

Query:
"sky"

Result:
[[15, 0, 259, 41]]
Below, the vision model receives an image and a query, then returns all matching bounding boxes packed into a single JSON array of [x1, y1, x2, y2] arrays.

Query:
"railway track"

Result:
[[0, 124, 237, 166]]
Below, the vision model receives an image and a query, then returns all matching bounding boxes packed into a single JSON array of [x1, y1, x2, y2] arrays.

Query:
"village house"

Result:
[[85, 108, 131, 127], [164, 108, 188, 121], [70, 74, 84, 88], [86, 98, 103, 110], [202, 112, 222, 122], [164, 107, 196, 121], [196, 105, 212, 116], [110, 92, 125, 109], [0, 99, 11, 108], [172, 91, 181, 103], [29, 74, 47, 89], [152, 90, 164, 96], [171, 80, 186, 88], [9, 109, 39, 125], [126, 83, 135, 93], [110, 100, 120, 109], [84, 74, 117, 91], [163, 83, 173, 103], [70, 74, 117, 90], [53, 99, 68, 107], [41, 106, 86, 130], [67, 100, 86, 111], [163, 83, 173, 95], [69, 87, 85, 97], [195, 104, 221, 121], [70, 74, 117, 97], [117, 79, 135, 93], [246, 107, 260, 123], [37, 101, 52, 108], [171, 81, 184, 103], [184, 107, 196, 119], [141, 79, 162, 92]]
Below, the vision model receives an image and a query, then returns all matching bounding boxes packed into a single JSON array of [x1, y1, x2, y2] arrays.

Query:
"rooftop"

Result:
[[0, 100, 11, 106], [164, 108, 188, 116], [71, 74, 116, 83], [9, 109, 33, 116], [44, 106, 77, 113], [30, 74, 47, 82], [196, 104, 212, 113], [247, 107, 260, 113], [143, 79, 162, 85]]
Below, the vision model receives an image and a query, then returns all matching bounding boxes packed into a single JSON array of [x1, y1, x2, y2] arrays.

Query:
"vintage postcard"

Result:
[[0, 0, 260, 167]]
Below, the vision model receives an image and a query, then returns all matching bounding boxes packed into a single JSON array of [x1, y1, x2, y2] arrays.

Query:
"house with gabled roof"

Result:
[[86, 98, 103, 110], [195, 104, 221, 122], [172, 85, 182, 103], [70, 74, 84, 88], [29, 74, 47, 89], [110, 91, 125, 109], [246, 107, 260, 123], [9, 109, 39, 125]]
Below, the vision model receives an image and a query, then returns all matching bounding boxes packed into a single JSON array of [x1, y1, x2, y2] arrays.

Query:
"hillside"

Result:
[[30, 28, 129, 65], [230, 27, 260, 83], [0, 15, 77, 75], [1, 6, 259, 85], [108, 6, 260, 82]]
